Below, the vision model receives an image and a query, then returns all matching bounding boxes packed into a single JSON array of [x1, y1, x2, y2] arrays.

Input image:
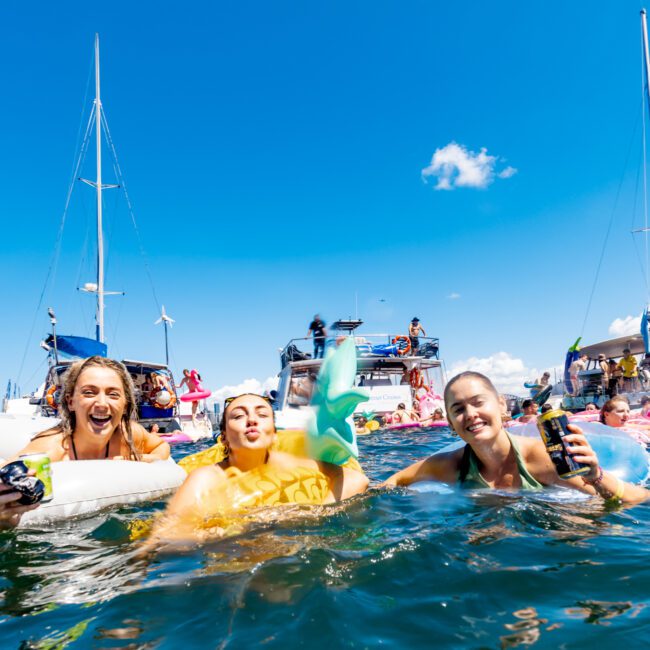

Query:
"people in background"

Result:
[[408, 318, 426, 356], [618, 349, 639, 392], [307, 315, 327, 360]]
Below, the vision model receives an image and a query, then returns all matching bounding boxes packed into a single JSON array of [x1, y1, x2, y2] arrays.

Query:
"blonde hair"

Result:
[[54, 356, 141, 460]]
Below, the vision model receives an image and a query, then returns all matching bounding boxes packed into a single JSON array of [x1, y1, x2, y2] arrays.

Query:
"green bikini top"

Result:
[[458, 432, 543, 490]]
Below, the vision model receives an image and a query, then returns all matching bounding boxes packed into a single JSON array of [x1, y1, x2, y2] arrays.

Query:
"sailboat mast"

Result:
[[642, 10, 650, 298], [95, 33, 105, 343]]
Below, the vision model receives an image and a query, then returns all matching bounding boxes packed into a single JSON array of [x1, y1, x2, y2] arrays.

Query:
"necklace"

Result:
[[70, 435, 111, 460]]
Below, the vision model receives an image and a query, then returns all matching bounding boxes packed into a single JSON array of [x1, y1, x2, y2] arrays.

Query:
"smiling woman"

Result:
[[0, 356, 171, 527], [383, 372, 650, 506]]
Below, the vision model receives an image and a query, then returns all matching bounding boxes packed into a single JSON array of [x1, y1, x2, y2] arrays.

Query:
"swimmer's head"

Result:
[[600, 396, 630, 426], [57, 356, 139, 459], [397, 403, 406, 410], [219, 394, 276, 458], [443, 372, 504, 438]]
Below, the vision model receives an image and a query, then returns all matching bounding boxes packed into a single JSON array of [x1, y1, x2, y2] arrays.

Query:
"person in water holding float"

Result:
[[0, 356, 171, 527], [177, 369, 211, 425], [148, 339, 370, 544], [384, 371, 650, 505]]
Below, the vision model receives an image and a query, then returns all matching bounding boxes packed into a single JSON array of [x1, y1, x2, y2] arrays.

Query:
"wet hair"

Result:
[[600, 396, 630, 424], [397, 403, 406, 410], [641, 396, 650, 407], [521, 399, 534, 409], [41, 356, 140, 460], [443, 371, 499, 412]]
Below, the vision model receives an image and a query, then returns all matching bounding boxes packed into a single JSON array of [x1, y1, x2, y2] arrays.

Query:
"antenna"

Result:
[[154, 305, 175, 366]]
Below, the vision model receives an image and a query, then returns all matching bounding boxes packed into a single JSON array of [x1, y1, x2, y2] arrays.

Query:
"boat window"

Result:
[[287, 370, 317, 406]]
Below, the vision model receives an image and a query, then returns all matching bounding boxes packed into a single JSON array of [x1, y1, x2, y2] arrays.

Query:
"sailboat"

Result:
[[560, 10, 650, 412], [2, 35, 212, 442]]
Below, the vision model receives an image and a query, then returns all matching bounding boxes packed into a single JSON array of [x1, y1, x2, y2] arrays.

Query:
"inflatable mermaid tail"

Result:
[[307, 337, 370, 465]]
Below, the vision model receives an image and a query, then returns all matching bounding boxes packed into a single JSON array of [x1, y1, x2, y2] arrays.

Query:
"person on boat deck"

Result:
[[177, 369, 202, 424], [639, 353, 650, 389], [147, 393, 369, 543], [618, 349, 639, 392], [383, 371, 650, 505], [597, 353, 609, 388], [607, 359, 622, 397], [530, 372, 551, 398], [307, 314, 327, 360], [392, 402, 417, 424], [0, 357, 170, 528], [408, 317, 426, 356], [569, 354, 588, 397], [517, 399, 538, 424]]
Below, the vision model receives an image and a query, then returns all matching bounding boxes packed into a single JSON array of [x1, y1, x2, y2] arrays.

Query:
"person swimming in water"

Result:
[[147, 393, 369, 543], [0, 356, 171, 527], [391, 403, 417, 424], [383, 371, 649, 504]]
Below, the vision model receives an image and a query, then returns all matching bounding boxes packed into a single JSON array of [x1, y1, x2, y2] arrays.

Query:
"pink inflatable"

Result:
[[180, 369, 212, 402], [387, 421, 421, 430], [159, 431, 193, 445]]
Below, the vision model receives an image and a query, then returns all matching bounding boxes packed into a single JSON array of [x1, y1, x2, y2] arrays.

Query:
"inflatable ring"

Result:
[[410, 368, 425, 390], [392, 336, 411, 356], [45, 385, 60, 411], [180, 369, 212, 402], [150, 387, 177, 410]]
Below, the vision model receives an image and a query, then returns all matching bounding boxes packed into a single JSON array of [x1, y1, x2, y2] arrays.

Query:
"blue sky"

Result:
[[2, 1, 650, 396]]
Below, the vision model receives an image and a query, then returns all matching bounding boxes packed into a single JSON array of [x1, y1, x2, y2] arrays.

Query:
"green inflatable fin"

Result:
[[306, 338, 369, 465]]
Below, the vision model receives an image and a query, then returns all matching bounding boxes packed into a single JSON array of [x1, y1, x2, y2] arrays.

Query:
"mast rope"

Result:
[[99, 106, 162, 314], [15, 103, 96, 386], [579, 100, 642, 337]]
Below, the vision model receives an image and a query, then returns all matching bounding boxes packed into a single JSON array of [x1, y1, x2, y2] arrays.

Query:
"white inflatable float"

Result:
[[0, 422, 186, 528], [16, 459, 185, 528]]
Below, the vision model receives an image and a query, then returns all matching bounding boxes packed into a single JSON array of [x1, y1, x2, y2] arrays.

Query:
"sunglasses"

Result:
[[224, 393, 273, 408]]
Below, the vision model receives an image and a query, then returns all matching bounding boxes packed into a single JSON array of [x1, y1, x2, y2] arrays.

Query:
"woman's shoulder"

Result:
[[18, 427, 66, 459]]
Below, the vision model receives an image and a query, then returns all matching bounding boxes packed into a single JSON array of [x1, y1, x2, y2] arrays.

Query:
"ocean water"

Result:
[[2, 427, 650, 649]]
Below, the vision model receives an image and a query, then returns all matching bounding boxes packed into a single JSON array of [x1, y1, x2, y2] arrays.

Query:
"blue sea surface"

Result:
[[1, 427, 650, 649]]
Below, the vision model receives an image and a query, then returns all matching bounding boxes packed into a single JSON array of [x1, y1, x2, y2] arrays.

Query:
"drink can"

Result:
[[537, 409, 590, 479], [19, 454, 53, 502]]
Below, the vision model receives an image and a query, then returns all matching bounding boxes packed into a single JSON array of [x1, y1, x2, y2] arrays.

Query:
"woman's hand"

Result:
[[563, 423, 599, 479], [0, 480, 40, 529]]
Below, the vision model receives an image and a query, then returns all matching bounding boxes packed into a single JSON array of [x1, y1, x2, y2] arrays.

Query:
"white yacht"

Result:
[[273, 319, 447, 430]]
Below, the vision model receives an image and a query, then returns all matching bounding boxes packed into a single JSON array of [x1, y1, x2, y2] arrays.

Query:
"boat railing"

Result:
[[279, 333, 440, 367]]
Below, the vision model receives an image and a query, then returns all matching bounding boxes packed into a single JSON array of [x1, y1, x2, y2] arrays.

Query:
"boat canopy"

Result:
[[43, 334, 107, 359], [579, 334, 646, 360]]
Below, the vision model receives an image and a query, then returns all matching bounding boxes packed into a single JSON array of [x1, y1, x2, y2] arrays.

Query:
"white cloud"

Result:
[[498, 166, 518, 179], [608, 315, 641, 337], [449, 351, 544, 396], [206, 376, 279, 409], [447, 292, 461, 300], [421, 142, 517, 191]]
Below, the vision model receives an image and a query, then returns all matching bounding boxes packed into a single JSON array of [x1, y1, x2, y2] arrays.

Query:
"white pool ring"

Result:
[[16, 459, 185, 528]]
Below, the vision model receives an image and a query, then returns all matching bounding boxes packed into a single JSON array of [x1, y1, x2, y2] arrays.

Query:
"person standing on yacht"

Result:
[[569, 354, 588, 396], [307, 315, 327, 359], [618, 349, 639, 392], [408, 318, 426, 356]]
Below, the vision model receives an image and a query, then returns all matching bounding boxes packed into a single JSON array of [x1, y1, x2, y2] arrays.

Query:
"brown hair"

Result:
[[443, 371, 498, 412], [40, 356, 140, 460], [600, 396, 629, 424]]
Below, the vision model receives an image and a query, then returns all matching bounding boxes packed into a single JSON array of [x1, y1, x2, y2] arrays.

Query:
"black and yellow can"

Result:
[[537, 409, 590, 479]]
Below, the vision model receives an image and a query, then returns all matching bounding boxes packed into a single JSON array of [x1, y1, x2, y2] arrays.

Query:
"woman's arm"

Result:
[[317, 462, 369, 501], [381, 450, 459, 487], [525, 427, 650, 505], [132, 424, 171, 462], [3, 429, 64, 465], [146, 465, 229, 545]]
